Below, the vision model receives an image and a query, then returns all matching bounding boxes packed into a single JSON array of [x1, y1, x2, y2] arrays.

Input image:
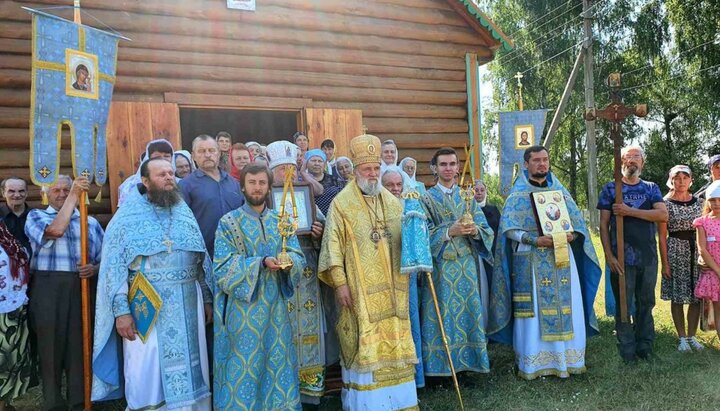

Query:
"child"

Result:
[[693, 180, 720, 340]]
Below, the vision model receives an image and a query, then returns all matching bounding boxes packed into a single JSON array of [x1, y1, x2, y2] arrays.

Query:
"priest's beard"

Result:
[[147, 184, 182, 208], [531, 171, 548, 180], [356, 175, 382, 196], [622, 164, 641, 179]]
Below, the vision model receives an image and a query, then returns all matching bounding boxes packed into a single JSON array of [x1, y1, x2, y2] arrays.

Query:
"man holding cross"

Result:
[[598, 145, 668, 364]]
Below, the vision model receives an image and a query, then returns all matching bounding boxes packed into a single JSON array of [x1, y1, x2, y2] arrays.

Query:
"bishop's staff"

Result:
[[585, 72, 647, 323]]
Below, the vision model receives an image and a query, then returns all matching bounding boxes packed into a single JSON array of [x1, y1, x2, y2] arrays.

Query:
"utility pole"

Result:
[[583, 0, 599, 231]]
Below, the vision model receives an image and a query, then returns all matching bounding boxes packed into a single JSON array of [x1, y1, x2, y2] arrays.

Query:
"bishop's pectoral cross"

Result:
[[584, 72, 647, 323], [162, 238, 173, 254]]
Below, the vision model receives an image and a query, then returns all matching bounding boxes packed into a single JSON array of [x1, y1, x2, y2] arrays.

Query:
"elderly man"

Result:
[[117, 139, 175, 208], [92, 159, 212, 410], [598, 145, 668, 364], [1, 177, 32, 254], [319, 134, 418, 410], [421, 147, 494, 377], [25, 175, 103, 411], [265, 140, 332, 404], [213, 164, 305, 411], [180, 135, 244, 257], [488, 146, 601, 380], [305, 149, 343, 215], [381, 167, 406, 198]]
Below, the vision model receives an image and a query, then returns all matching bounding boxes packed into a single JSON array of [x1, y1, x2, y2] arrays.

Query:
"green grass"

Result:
[[15, 237, 720, 410]]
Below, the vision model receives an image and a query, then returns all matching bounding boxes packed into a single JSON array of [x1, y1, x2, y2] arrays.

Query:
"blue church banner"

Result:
[[498, 109, 549, 196], [27, 8, 123, 190]]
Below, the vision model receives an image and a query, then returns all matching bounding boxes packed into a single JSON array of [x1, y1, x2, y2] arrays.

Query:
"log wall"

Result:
[[0, 0, 498, 223]]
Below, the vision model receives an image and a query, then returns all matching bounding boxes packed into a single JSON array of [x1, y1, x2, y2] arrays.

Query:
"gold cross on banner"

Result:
[[39, 166, 51, 178], [81, 169, 91, 178], [541, 277, 552, 287]]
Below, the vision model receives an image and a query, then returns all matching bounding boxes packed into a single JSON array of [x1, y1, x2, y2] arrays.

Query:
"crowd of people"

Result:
[[1, 129, 720, 410]]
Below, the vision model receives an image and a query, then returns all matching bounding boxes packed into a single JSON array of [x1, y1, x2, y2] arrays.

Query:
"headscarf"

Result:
[[399, 157, 418, 182], [380, 139, 399, 173], [245, 141, 261, 160], [304, 149, 327, 163], [174, 150, 195, 171], [228, 143, 248, 181], [0, 222, 29, 284]]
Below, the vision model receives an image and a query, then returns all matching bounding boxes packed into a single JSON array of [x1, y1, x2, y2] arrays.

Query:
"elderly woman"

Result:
[[658, 165, 704, 351], [245, 141, 262, 159], [174, 150, 194, 179], [334, 156, 353, 183], [0, 223, 31, 411], [399, 157, 426, 195], [380, 139, 398, 173]]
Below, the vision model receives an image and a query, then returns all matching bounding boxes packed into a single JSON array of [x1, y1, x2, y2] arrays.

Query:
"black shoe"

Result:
[[637, 351, 661, 362], [622, 355, 638, 365]]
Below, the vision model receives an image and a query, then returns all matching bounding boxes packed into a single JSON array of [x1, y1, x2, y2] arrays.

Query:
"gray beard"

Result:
[[622, 165, 641, 179], [357, 177, 381, 196], [147, 186, 182, 208]]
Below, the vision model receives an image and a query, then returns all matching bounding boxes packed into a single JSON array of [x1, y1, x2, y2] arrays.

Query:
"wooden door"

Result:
[[106, 102, 181, 212], [303, 108, 362, 157]]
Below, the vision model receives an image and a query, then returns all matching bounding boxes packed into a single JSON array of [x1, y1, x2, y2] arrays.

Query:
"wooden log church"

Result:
[[0, 0, 512, 223]]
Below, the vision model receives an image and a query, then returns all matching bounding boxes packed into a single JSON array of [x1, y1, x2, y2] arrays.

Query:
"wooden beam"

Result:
[[313, 101, 467, 119], [364, 117, 468, 134], [165, 93, 311, 110]]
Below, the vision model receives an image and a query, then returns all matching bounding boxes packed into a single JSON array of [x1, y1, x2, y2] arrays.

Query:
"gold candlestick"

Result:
[[458, 144, 475, 226]]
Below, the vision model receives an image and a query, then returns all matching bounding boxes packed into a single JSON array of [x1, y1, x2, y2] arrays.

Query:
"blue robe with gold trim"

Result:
[[488, 171, 601, 345], [420, 185, 494, 375], [212, 204, 305, 411]]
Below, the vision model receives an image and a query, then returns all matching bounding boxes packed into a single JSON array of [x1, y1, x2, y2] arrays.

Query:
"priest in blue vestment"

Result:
[[488, 146, 601, 380], [92, 158, 212, 410]]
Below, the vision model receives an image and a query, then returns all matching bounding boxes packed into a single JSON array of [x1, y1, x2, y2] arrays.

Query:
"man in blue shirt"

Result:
[[179, 135, 244, 257], [598, 145, 668, 364]]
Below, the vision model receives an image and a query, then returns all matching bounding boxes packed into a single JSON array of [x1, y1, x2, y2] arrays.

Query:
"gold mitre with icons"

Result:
[[349, 133, 381, 167]]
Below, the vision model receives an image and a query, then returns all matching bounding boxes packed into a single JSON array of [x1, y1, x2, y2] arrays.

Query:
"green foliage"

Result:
[[482, 0, 720, 209]]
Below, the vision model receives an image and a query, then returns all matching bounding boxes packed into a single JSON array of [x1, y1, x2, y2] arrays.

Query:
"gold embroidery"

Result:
[[343, 374, 415, 392]]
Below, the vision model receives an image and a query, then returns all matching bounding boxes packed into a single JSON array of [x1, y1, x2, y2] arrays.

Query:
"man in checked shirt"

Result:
[[24, 175, 103, 411]]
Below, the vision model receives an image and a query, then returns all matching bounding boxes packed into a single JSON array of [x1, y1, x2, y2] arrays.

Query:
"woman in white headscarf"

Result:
[[117, 139, 176, 207], [399, 157, 426, 195], [380, 139, 399, 174], [174, 150, 195, 179]]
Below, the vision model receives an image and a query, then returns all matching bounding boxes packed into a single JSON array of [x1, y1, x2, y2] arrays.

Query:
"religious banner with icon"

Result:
[[128, 271, 163, 344], [498, 109, 550, 197], [26, 8, 124, 195]]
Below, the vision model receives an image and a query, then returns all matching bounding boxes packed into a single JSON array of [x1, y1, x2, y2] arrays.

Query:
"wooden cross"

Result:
[[585, 72, 647, 323], [514, 71, 525, 111]]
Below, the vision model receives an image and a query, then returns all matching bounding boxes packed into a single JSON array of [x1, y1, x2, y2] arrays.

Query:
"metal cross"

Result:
[[161, 238, 173, 254]]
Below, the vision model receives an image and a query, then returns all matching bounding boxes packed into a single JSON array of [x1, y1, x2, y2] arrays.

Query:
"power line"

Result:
[[502, 20, 584, 65], [623, 38, 720, 77], [621, 63, 720, 92], [508, 0, 575, 37], [519, 39, 586, 75], [498, 17, 583, 63]]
